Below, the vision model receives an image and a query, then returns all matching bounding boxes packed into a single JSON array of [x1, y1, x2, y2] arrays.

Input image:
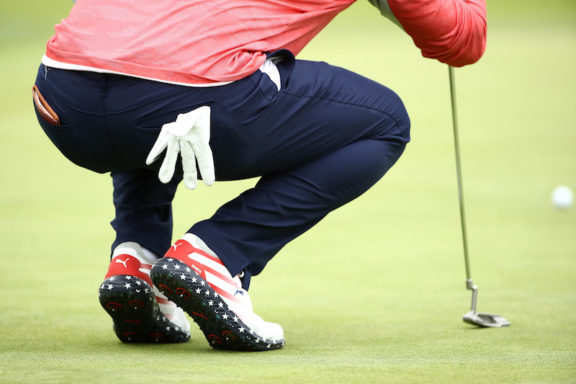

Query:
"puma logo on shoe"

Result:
[[115, 258, 129, 268]]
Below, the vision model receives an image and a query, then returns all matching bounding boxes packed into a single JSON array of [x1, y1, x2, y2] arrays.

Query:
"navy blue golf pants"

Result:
[[34, 54, 410, 288]]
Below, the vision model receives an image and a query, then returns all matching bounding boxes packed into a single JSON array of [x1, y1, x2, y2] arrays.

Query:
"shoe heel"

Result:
[[98, 276, 156, 342], [98, 275, 190, 343]]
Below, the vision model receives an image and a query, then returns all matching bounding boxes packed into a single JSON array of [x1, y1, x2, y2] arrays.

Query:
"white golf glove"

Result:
[[145, 106, 215, 190]]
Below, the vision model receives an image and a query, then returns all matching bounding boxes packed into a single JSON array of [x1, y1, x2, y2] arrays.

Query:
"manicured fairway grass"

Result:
[[1, 1, 575, 383]]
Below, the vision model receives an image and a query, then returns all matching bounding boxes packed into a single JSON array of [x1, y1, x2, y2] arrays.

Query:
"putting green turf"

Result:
[[1, 1, 575, 383]]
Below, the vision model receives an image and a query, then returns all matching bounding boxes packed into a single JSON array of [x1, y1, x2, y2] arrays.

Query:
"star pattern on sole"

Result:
[[98, 275, 190, 343], [151, 258, 284, 351]]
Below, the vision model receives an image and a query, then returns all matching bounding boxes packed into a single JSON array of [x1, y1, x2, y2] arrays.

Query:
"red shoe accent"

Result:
[[165, 239, 225, 281], [222, 330, 238, 341], [208, 334, 223, 344], [105, 254, 153, 286], [105, 302, 122, 311], [122, 331, 138, 339], [192, 312, 210, 321], [149, 332, 166, 342], [128, 300, 145, 309], [163, 238, 243, 305], [176, 287, 192, 299], [157, 284, 172, 295], [155, 296, 170, 305]]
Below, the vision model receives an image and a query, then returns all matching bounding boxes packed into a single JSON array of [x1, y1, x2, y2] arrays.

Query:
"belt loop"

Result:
[[43, 65, 50, 80]]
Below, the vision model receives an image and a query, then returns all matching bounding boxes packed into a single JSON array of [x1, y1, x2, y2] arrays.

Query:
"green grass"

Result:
[[1, 1, 575, 383]]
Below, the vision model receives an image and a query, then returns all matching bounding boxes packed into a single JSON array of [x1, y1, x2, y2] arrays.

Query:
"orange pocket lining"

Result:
[[33, 85, 60, 125]]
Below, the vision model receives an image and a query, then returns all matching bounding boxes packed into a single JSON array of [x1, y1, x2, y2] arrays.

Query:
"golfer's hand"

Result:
[[146, 106, 215, 190]]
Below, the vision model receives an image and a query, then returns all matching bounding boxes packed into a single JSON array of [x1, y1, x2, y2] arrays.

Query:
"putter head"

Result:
[[463, 311, 511, 328]]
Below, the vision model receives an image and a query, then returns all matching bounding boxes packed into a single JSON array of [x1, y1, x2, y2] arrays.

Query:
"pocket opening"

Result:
[[32, 85, 61, 125]]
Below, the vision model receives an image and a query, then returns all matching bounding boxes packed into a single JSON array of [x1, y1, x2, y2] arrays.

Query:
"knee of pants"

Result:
[[381, 89, 411, 144], [397, 101, 411, 142]]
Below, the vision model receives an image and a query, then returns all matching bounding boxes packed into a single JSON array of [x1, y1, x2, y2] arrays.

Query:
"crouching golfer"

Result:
[[33, 0, 486, 350]]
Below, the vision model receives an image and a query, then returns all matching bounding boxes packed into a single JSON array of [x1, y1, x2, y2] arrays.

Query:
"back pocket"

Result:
[[32, 84, 61, 125]]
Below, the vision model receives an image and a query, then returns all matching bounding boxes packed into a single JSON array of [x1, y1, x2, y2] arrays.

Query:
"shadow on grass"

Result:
[[87, 337, 288, 356]]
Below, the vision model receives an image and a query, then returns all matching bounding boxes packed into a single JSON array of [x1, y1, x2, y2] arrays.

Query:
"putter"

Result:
[[448, 66, 510, 328]]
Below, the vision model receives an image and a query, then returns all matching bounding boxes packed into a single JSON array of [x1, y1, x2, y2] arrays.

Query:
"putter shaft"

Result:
[[448, 66, 472, 282], [449, 66, 510, 328]]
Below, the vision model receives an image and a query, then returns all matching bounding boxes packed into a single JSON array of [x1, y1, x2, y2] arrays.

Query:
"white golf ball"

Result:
[[551, 185, 573, 210]]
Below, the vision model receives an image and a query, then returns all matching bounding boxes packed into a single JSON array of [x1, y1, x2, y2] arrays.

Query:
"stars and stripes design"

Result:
[[98, 252, 191, 344], [150, 236, 285, 351]]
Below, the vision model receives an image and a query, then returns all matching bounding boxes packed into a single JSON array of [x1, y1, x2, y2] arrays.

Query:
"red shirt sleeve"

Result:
[[388, 0, 487, 67]]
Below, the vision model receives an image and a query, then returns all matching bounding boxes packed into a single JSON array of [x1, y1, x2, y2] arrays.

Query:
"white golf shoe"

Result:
[[151, 234, 284, 350]]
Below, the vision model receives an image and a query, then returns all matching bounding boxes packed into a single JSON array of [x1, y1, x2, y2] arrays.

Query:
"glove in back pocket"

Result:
[[32, 84, 61, 125]]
